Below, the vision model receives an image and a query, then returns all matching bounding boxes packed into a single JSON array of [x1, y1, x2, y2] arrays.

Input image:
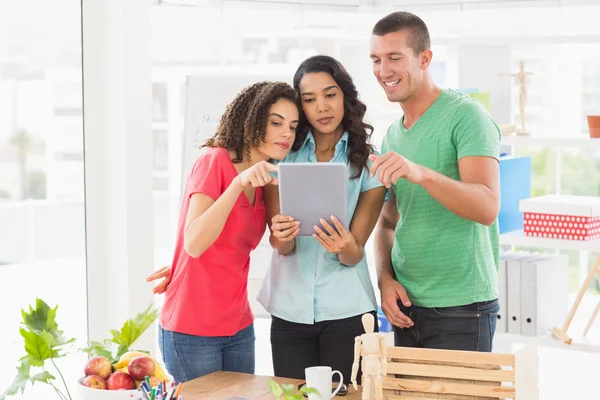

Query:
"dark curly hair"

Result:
[[292, 55, 374, 179], [203, 81, 298, 163]]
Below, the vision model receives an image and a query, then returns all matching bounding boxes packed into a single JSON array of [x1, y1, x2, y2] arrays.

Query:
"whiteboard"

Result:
[[181, 73, 292, 194], [182, 73, 291, 318]]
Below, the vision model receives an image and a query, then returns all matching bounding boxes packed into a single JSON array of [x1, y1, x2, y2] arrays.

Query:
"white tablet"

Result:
[[278, 162, 349, 236]]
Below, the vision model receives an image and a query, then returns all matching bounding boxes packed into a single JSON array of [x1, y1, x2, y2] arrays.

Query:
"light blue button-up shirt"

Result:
[[257, 131, 387, 324]]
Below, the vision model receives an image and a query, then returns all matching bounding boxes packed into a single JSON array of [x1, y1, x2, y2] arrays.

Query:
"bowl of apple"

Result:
[[76, 353, 170, 399]]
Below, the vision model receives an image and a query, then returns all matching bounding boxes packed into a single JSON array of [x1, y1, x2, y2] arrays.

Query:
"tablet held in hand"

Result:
[[278, 162, 349, 236]]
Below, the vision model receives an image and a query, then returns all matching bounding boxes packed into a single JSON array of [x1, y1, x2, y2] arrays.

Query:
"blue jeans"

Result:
[[393, 299, 500, 352], [158, 324, 255, 383]]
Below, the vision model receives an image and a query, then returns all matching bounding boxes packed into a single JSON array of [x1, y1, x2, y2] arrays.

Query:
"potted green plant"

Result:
[[269, 380, 319, 400], [0, 298, 161, 400]]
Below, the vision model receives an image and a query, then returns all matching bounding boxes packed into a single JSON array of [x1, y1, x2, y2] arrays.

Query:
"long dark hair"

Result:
[[204, 81, 297, 163], [292, 55, 374, 179]]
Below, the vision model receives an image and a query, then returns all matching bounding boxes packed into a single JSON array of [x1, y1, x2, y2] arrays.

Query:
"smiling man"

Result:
[[369, 12, 502, 352]]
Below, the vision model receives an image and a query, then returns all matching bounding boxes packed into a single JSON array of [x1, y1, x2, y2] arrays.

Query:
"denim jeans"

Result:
[[158, 324, 255, 383], [393, 299, 500, 352]]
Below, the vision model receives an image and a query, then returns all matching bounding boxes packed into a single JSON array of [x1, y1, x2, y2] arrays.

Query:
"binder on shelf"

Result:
[[507, 253, 541, 335], [520, 254, 569, 337], [498, 250, 530, 333]]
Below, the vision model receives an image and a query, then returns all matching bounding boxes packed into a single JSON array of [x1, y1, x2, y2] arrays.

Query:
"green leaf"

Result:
[[20, 329, 55, 366], [281, 384, 295, 394], [2, 299, 73, 400], [21, 299, 58, 333], [0, 360, 31, 399], [131, 304, 159, 328], [38, 331, 70, 359], [0, 359, 55, 400], [109, 305, 158, 358], [81, 341, 114, 360], [39, 330, 74, 356], [109, 329, 121, 343], [39, 331, 58, 348], [81, 304, 158, 364], [45, 329, 75, 350], [300, 387, 319, 395], [269, 380, 283, 397], [30, 371, 55, 385], [115, 343, 129, 361], [20, 299, 75, 353]]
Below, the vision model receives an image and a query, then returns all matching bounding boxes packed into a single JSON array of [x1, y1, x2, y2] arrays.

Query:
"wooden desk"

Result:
[[180, 371, 361, 400]]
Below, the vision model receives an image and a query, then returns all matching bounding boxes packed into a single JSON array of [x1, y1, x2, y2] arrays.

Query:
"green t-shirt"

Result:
[[381, 89, 501, 308]]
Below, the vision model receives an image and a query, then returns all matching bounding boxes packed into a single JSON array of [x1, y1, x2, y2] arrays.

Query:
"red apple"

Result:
[[107, 371, 136, 390], [127, 356, 155, 380], [84, 356, 112, 380], [81, 375, 107, 390]]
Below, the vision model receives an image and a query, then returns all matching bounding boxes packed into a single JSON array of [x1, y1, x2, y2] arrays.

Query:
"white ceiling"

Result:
[[153, 0, 600, 10]]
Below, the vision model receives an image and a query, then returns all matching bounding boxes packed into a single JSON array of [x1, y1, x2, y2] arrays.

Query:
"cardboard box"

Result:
[[520, 195, 600, 241]]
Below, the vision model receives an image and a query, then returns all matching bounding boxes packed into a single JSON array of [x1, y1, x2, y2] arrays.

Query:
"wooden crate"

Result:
[[378, 344, 538, 399]]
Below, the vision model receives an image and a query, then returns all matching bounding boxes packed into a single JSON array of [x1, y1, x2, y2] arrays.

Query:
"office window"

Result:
[[0, 0, 87, 397], [152, 83, 169, 122]]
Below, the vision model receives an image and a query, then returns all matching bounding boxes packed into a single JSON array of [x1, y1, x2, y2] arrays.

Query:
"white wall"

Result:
[[82, 0, 156, 351]]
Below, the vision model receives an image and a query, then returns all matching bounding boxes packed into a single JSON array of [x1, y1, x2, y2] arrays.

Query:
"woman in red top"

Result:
[[153, 81, 298, 384]]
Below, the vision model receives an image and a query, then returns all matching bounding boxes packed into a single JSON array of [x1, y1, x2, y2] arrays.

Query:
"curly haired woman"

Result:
[[257, 55, 388, 385], [154, 81, 298, 384]]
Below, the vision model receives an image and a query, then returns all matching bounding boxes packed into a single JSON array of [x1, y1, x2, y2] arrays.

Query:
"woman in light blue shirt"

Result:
[[257, 55, 387, 385]]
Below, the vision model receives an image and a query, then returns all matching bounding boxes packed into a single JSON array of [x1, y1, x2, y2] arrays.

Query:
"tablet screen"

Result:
[[278, 163, 348, 236]]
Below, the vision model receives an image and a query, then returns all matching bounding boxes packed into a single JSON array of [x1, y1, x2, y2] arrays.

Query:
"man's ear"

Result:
[[420, 49, 433, 70]]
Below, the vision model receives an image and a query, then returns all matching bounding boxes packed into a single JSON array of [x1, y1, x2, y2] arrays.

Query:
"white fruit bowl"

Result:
[[76, 377, 139, 400]]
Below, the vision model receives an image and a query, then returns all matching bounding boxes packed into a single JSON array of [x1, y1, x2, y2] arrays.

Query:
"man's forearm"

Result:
[[374, 225, 396, 288], [419, 166, 499, 226]]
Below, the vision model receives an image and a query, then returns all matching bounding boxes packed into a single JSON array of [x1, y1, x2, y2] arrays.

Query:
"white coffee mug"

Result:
[[304, 366, 343, 400]]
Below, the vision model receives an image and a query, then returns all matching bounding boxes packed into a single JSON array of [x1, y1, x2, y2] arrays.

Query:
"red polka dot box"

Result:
[[519, 195, 600, 241]]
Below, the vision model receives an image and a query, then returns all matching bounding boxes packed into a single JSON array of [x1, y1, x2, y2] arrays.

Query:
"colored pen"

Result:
[[174, 382, 182, 398]]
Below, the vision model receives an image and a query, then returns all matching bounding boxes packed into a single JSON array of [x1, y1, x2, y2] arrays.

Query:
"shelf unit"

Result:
[[501, 135, 600, 150], [500, 230, 600, 252], [499, 232, 600, 350], [501, 135, 600, 350], [501, 133, 600, 283]]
